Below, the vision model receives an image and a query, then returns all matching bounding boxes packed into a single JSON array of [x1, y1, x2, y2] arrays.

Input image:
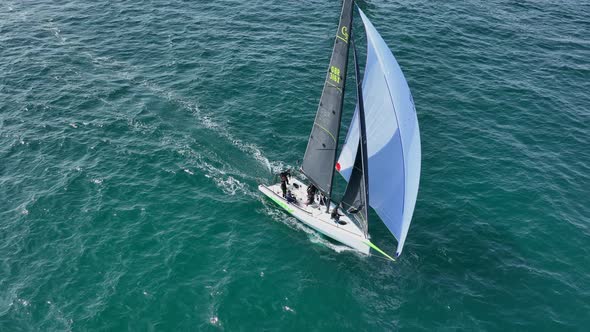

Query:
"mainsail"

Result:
[[337, 8, 421, 256], [340, 36, 369, 236], [301, 0, 354, 201]]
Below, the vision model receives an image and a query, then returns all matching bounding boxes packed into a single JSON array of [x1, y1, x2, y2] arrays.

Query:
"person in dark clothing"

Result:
[[280, 170, 290, 183], [286, 190, 296, 203], [279, 170, 290, 197], [306, 184, 317, 205], [331, 208, 340, 223], [319, 193, 328, 206]]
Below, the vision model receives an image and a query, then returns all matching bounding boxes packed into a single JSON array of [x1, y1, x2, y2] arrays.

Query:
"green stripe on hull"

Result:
[[267, 193, 294, 214], [264, 187, 393, 261]]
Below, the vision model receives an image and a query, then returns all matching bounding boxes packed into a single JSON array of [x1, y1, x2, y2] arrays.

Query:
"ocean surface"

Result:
[[1, 0, 589, 330]]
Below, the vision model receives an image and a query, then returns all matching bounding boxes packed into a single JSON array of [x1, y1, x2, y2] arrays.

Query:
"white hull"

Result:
[[258, 176, 370, 255]]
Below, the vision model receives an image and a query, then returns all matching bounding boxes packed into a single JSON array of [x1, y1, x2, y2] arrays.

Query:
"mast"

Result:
[[301, 0, 354, 211], [340, 36, 370, 236]]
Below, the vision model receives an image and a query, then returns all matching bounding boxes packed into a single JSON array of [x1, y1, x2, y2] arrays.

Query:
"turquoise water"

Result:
[[1, 0, 589, 330]]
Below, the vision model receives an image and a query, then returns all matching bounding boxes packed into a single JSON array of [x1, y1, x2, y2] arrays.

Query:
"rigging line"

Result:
[[370, 252, 397, 263], [364, 240, 396, 261]]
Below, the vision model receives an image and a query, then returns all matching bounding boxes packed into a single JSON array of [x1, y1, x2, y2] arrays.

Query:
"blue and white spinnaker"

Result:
[[337, 8, 421, 256]]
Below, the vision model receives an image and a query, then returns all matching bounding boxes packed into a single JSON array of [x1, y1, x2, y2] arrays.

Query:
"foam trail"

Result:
[[176, 144, 258, 198], [33, 16, 315, 232], [35, 17, 274, 177]]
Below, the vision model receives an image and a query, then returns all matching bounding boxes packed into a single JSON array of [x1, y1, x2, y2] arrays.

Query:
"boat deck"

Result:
[[259, 176, 369, 253]]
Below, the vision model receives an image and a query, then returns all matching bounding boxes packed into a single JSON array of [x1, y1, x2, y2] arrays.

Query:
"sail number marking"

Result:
[[329, 66, 341, 84]]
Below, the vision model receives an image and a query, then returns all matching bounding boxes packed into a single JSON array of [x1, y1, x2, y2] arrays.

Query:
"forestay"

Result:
[[337, 8, 421, 256]]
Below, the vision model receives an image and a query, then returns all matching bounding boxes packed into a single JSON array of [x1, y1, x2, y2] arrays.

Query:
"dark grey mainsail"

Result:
[[340, 36, 369, 236], [301, 0, 354, 201]]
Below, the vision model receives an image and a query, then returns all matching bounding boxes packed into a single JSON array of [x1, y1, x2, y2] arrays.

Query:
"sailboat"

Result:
[[258, 0, 421, 260]]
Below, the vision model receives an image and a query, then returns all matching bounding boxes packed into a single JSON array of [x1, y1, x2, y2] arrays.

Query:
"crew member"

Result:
[[279, 170, 290, 197], [306, 184, 317, 205], [286, 190, 296, 203], [331, 208, 340, 223]]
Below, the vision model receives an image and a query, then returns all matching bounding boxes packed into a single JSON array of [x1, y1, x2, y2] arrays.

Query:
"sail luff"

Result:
[[301, 0, 354, 201], [340, 36, 370, 236]]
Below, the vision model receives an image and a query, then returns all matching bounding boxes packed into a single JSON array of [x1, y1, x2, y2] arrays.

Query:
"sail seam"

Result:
[[381, 72, 407, 219], [363, 11, 408, 221], [326, 81, 343, 93], [313, 122, 337, 143]]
